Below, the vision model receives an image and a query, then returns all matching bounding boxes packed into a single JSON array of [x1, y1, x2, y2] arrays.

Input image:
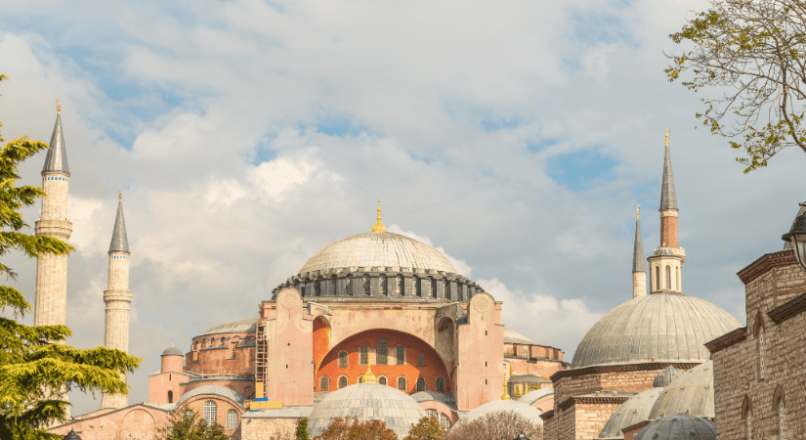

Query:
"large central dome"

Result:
[[571, 292, 741, 369], [299, 232, 457, 275]]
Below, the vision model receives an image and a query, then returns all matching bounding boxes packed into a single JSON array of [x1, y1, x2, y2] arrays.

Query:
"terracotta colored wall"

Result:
[[261, 288, 314, 405], [148, 371, 188, 404], [48, 405, 169, 440], [179, 395, 243, 439], [161, 354, 183, 373], [509, 358, 566, 379], [316, 329, 450, 393], [185, 345, 254, 377], [181, 378, 254, 397], [418, 401, 459, 426], [455, 293, 504, 411], [533, 395, 554, 413], [313, 316, 330, 369], [660, 214, 677, 248]]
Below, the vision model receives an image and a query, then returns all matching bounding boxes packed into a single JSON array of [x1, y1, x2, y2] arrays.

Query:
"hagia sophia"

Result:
[[39, 105, 806, 440]]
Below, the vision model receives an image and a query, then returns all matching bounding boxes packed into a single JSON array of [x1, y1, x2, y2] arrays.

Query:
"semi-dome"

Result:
[[463, 399, 544, 425], [571, 292, 741, 369], [299, 232, 457, 275], [649, 361, 715, 420], [306, 382, 426, 438], [597, 387, 663, 439], [636, 415, 715, 440], [205, 318, 258, 336], [517, 389, 553, 407], [653, 367, 685, 388]]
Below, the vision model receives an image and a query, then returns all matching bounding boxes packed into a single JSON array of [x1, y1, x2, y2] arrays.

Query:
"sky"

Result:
[[1, 0, 804, 416]]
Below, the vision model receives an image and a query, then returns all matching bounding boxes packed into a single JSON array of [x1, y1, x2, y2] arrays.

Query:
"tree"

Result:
[[155, 408, 228, 440], [443, 411, 542, 440], [296, 418, 310, 440], [313, 417, 398, 440], [665, 0, 806, 172], [0, 74, 142, 440], [404, 416, 444, 440]]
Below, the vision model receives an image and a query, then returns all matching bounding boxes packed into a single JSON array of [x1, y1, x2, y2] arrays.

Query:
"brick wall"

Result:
[[241, 417, 298, 440]]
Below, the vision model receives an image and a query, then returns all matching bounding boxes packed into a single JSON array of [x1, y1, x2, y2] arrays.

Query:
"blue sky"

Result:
[[1, 0, 804, 415]]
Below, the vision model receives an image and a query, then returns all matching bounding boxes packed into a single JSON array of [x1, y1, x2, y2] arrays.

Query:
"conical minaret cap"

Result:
[[43, 109, 70, 175], [632, 207, 646, 273], [659, 130, 677, 211], [109, 197, 130, 253]]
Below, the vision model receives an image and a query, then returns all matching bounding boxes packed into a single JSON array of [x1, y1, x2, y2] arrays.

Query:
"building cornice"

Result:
[[558, 395, 630, 410], [540, 409, 555, 421], [768, 291, 806, 324], [704, 327, 748, 353], [550, 362, 700, 382], [737, 250, 796, 285]]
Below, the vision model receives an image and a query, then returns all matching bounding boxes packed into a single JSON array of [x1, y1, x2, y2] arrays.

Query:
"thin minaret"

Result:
[[632, 206, 646, 298], [34, 101, 73, 419], [648, 129, 684, 293], [101, 192, 132, 410]]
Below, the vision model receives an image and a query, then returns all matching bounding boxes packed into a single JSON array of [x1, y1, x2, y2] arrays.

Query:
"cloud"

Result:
[[387, 224, 473, 278]]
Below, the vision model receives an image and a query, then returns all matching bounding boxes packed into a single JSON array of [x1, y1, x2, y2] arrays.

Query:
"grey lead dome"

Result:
[[636, 415, 715, 440], [161, 346, 183, 356], [571, 292, 741, 369]]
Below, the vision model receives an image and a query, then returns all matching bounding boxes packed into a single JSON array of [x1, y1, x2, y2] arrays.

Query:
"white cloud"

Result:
[[387, 224, 473, 278]]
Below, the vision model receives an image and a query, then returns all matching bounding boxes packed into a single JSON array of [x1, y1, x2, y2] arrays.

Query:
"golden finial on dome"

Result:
[[57, 99, 61, 114], [119, 190, 122, 201], [502, 376, 510, 400], [362, 365, 377, 384], [636, 205, 640, 220], [371, 199, 386, 233], [665, 128, 669, 147]]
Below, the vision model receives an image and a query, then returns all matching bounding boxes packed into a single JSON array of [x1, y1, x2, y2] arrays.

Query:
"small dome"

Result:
[[653, 367, 685, 388], [463, 399, 543, 425], [649, 361, 715, 420], [298, 232, 457, 275], [161, 346, 183, 357], [517, 389, 553, 407], [572, 293, 741, 369], [597, 387, 663, 439], [307, 383, 426, 438], [636, 415, 715, 440], [653, 247, 678, 257]]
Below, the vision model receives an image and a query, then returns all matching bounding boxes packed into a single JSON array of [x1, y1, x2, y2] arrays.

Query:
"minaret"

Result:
[[648, 130, 684, 293], [101, 193, 132, 410], [34, 101, 72, 328], [632, 206, 646, 298]]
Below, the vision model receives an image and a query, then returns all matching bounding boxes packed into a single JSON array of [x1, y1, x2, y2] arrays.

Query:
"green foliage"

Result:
[[665, 0, 806, 172], [156, 409, 229, 440], [0, 75, 142, 440], [404, 416, 444, 440], [443, 411, 542, 440], [296, 417, 310, 440], [314, 416, 398, 440]]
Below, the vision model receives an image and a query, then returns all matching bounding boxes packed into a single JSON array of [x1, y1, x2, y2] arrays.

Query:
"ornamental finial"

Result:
[[371, 199, 386, 233], [362, 365, 377, 384], [57, 99, 61, 114], [636, 205, 640, 220], [119, 190, 122, 201], [502, 376, 510, 400], [665, 128, 669, 147]]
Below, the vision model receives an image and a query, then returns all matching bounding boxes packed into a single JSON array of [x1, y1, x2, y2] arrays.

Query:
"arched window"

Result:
[[523, 348, 528, 357], [416, 377, 426, 392], [167, 391, 173, 403], [398, 376, 407, 391], [379, 376, 387, 386], [203, 401, 217, 426], [338, 350, 348, 368], [345, 275, 352, 296], [676, 266, 680, 290], [315, 280, 321, 297], [746, 408, 753, 440], [338, 376, 348, 389], [396, 275, 403, 296], [655, 266, 660, 290], [665, 265, 671, 289], [320, 376, 330, 391], [380, 274, 387, 296], [426, 409, 438, 419], [779, 398, 785, 440], [436, 377, 445, 392], [439, 413, 452, 429], [359, 345, 369, 365], [418, 353, 425, 366], [759, 327, 765, 379], [430, 278, 437, 298], [397, 345, 405, 365], [226, 410, 238, 430], [363, 274, 370, 296], [377, 338, 388, 365]]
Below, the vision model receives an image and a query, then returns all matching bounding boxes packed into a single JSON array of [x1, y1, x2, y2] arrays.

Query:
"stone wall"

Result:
[[48, 405, 169, 440], [240, 417, 298, 440]]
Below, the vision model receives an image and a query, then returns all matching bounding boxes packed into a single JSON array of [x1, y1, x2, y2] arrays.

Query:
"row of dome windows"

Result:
[[46, 176, 67, 181], [112, 255, 127, 259], [651, 264, 681, 291], [201, 401, 239, 430], [319, 374, 447, 392], [337, 339, 424, 367], [295, 274, 476, 300]]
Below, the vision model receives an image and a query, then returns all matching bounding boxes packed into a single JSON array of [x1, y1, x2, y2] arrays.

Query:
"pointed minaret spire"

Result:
[[109, 193, 130, 253], [632, 206, 647, 298], [660, 129, 677, 211], [43, 101, 70, 175]]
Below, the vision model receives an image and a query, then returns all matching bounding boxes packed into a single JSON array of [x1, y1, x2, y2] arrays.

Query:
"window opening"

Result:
[[338, 350, 348, 368], [398, 376, 407, 391], [203, 401, 217, 426], [167, 391, 173, 403], [320, 376, 330, 391], [665, 265, 671, 289], [397, 345, 405, 365], [377, 338, 388, 365], [416, 377, 426, 392], [226, 410, 238, 430], [338, 376, 348, 389], [379, 376, 387, 386], [436, 377, 445, 392], [359, 345, 368, 365], [418, 353, 425, 366]]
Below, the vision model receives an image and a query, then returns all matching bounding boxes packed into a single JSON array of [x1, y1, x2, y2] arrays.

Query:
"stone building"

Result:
[[43, 107, 565, 439], [541, 132, 742, 440], [705, 204, 806, 440]]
